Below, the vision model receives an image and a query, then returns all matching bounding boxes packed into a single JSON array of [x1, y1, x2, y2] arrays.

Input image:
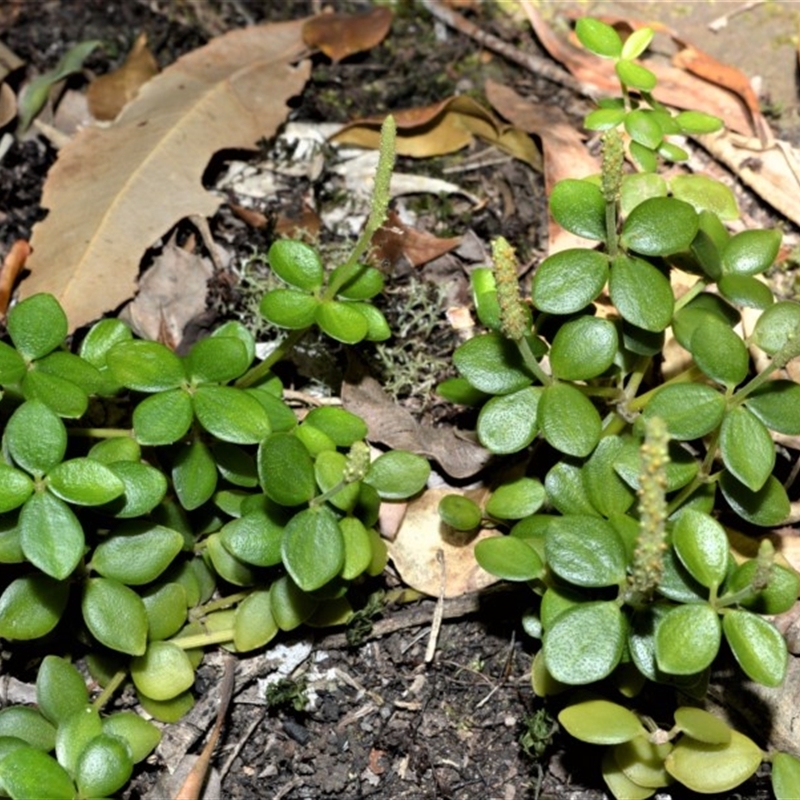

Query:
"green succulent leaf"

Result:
[[107, 339, 186, 392], [0, 465, 34, 513], [46, 457, 125, 506], [339, 516, 373, 580], [689, 315, 750, 388], [20, 492, 84, 580], [205, 532, 257, 587], [82, 577, 148, 655], [620, 172, 668, 217], [477, 386, 541, 454], [601, 747, 658, 800], [133, 388, 193, 446], [584, 106, 626, 131], [474, 536, 542, 581], [641, 383, 726, 440], [55, 706, 102, 777], [610, 255, 674, 331], [549, 179, 606, 240], [620, 26, 654, 60], [351, 302, 391, 341], [303, 407, 367, 447], [172, 438, 217, 511], [315, 300, 369, 344], [559, 700, 645, 745], [538, 382, 601, 457], [193, 385, 272, 445], [629, 140, 658, 172], [0, 746, 75, 800], [718, 274, 774, 309], [575, 18, 622, 58], [79, 318, 133, 369], [102, 712, 161, 764], [7, 293, 68, 361], [104, 461, 169, 518], [725, 559, 800, 615], [532, 249, 609, 314], [545, 461, 599, 517], [282, 506, 345, 592], [92, 522, 184, 585], [672, 509, 729, 589], [550, 315, 618, 380], [675, 110, 723, 134], [722, 228, 782, 276], [545, 515, 627, 587], [673, 707, 731, 744], [720, 407, 775, 492], [221, 510, 284, 568], [5, 399, 67, 476], [364, 451, 430, 499], [80, 732, 140, 800], [234, 589, 278, 652], [544, 601, 625, 684], [719, 472, 790, 527], [655, 603, 721, 675], [624, 109, 662, 150], [186, 335, 250, 384], [438, 494, 481, 531], [485, 477, 545, 520], [621, 197, 698, 256], [453, 332, 534, 395], [751, 300, 800, 355], [258, 433, 316, 506], [268, 239, 324, 291], [137, 690, 194, 724], [615, 59, 656, 92], [22, 368, 89, 418], [0, 574, 69, 640], [259, 289, 319, 329], [270, 575, 318, 631], [142, 582, 188, 641], [131, 641, 195, 701], [670, 174, 738, 220], [772, 752, 800, 800], [36, 656, 90, 726], [723, 609, 787, 687], [0, 340, 26, 384], [582, 436, 636, 516], [333, 264, 384, 300], [664, 729, 762, 793]]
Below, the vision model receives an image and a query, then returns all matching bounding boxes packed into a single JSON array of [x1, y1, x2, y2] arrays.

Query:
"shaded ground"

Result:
[[1, 1, 797, 799]]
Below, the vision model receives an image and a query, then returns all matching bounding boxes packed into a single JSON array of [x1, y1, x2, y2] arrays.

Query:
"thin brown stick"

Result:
[[0, 240, 30, 318], [173, 656, 237, 800], [418, 0, 580, 94]]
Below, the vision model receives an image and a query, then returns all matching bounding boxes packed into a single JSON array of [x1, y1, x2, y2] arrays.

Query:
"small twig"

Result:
[[708, 0, 765, 33], [419, 0, 581, 94], [218, 708, 265, 782], [174, 656, 237, 800], [0, 240, 30, 318], [425, 549, 446, 664]]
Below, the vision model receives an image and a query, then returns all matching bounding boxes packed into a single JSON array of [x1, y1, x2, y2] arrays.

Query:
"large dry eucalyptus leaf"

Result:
[[23, 19, 312, 331]]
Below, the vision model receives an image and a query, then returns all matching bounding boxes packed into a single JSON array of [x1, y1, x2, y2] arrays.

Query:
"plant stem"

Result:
[[170, 630, 235, 649], [235, 327, 309, 388], [92, 668, 128, 712], [517, 336, 552, 386], [673, 277, 708, 313], [195, 591, 250, 616], [68, 427, 133, 439]]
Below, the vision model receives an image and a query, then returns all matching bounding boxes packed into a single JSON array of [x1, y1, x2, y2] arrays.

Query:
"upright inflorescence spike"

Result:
[[492, 237, 528, 342]]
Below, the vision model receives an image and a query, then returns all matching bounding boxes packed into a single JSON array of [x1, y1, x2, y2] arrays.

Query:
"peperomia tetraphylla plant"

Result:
[[0, 117, 435, 798], [437, 18, 800, 799]]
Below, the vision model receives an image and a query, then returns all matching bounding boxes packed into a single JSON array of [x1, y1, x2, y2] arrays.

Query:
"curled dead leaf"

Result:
[[387, 488, 501, 598], [333, 95, 541, 169], [0, 81, 15, 128], [87, 32, 159, 121], [371, 210, 461, 269], [302, 6, 393, 63]]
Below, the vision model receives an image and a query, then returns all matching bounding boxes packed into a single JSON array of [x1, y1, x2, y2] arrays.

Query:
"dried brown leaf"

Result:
[[22, 19, 311, 331], [302, 6, 392, 63], [387, 488, 501, 598], [333, 95, 541, 169], [342, 362, 491, 480], [0, 82, 15, 128], [87, 32, 159, 121], [371, 210, 461, 269], [0, 240, 30, 317], [485, 79, 599, 254]]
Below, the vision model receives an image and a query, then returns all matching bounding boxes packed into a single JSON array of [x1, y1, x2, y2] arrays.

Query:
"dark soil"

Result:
[[0, 2, 791, 799]]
